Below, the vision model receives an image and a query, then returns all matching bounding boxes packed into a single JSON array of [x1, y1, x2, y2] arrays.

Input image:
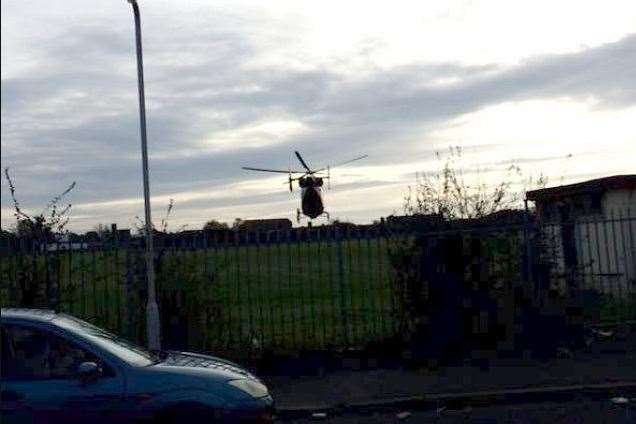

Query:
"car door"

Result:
[[0, 322, 125, 424], [1, 326, 33, 424]]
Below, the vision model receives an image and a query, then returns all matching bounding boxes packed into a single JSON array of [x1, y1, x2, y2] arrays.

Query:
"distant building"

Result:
[[45, 234, 88, 252], [526, 175, 636, 295], [114, 229, 132, 243], [238, 219, 293, 232], [384, 213, 442, 230], [81, 224, 132, 248], [526, 174, 636, 221]]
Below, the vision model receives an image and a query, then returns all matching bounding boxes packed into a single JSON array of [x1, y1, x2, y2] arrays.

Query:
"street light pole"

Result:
[[127, 0, 160, 350]]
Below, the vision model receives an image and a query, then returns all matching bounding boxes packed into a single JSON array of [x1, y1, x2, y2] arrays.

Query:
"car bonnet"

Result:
[[153, 350, 258, 381]]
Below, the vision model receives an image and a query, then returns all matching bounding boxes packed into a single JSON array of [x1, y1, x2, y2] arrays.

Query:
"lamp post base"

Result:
[[146, 299, 161, 351]]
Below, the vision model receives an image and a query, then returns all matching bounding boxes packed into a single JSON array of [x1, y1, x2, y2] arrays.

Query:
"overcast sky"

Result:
[[2, 0, 635, 232]]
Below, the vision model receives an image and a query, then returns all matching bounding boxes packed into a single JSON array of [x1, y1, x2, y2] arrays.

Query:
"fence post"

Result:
[[336, 226, 349, 346], [627, 208, 636, 295], [523, 200, 537, 303], [44, 242, 60, 312]]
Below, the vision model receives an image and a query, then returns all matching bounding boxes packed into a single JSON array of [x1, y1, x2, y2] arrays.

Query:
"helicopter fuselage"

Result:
[[299, 176, 324, 219], [242, 150, 367, 222]]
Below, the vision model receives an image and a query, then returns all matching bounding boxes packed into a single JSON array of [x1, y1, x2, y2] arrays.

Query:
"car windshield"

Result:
[[54, 315, 157, 367]]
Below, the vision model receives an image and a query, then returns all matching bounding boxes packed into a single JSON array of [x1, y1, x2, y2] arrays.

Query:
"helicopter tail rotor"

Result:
[[288, 173, 293, 192]]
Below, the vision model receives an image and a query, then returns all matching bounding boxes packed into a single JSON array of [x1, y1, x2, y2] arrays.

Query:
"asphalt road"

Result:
[[279, 398, 636, 423]]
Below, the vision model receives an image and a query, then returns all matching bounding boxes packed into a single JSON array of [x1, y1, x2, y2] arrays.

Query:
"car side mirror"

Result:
[[77, 361, 101, 384]]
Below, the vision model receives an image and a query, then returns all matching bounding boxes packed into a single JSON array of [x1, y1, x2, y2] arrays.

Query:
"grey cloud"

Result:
[[2, 15, 635, 230]]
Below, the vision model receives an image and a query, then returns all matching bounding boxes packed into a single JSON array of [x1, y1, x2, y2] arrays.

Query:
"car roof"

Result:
[[0, 307, 58, 323]]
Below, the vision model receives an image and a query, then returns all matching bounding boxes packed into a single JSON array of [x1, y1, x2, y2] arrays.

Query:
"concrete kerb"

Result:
[[274, 381, 636, 420]]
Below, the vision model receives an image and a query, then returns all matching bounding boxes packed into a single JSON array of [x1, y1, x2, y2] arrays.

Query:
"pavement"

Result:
[[265, 349, 636, 417], [283, 397, 636, 423]]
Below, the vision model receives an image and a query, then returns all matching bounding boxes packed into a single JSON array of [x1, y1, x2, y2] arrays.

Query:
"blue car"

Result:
[[0, 308, 274, 423]]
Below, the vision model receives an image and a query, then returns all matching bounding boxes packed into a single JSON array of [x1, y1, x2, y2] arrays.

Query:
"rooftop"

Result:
[[526, 174, 636, 202], [241, 218, 292, 223]]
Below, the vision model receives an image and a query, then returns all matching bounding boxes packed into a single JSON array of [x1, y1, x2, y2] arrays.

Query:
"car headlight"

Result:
[[228, 379, 269, 398]]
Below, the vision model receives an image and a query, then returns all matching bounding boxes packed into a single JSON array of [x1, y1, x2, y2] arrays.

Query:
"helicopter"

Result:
[[242, 151, 367, 222]]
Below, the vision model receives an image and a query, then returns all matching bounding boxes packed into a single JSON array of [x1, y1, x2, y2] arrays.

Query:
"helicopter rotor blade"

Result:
[[315, 154, 368, 172], [242, 167, 304, 174], [294, 151, 312, 173]]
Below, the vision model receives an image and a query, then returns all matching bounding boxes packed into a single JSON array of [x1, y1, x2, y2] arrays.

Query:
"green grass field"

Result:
[[0, 237, 398, 354]]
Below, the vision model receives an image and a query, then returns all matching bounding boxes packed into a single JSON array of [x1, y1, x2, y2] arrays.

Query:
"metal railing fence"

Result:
[[1, 211, 634, 359]]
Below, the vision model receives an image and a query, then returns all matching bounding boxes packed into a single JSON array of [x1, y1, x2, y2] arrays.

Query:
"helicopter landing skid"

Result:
[[296, 209, 330, 224]]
